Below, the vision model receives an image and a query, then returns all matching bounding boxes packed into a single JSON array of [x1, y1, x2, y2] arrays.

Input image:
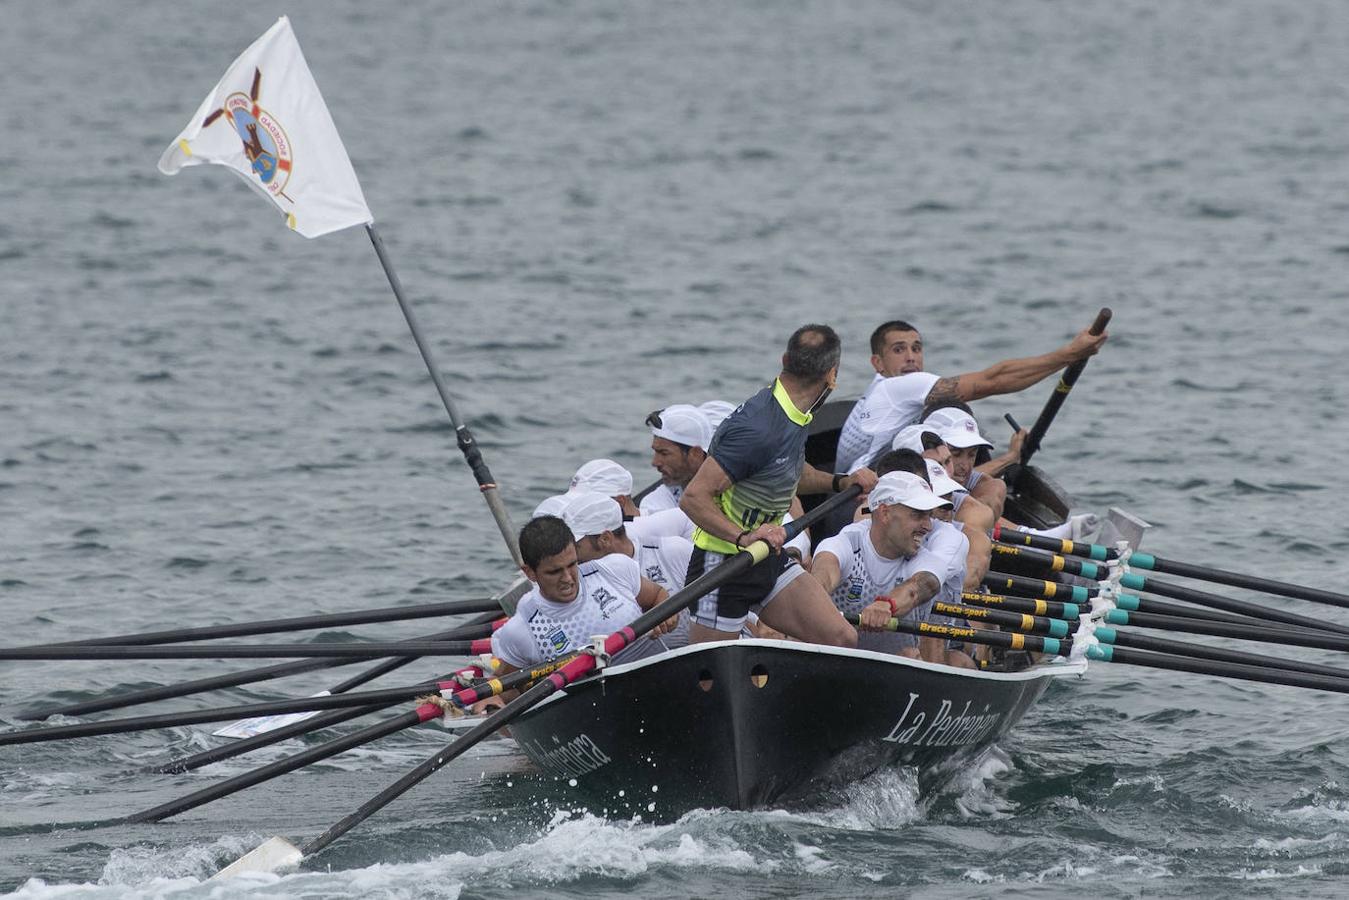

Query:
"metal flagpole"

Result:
[[365, 223, 522, 567]]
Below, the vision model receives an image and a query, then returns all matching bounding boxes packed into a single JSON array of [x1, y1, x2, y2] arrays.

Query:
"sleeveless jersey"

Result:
[[635, 535, 696, 650], [835, 372, 940, 474], [491, 553, 662, 668], [813, 520, 947, 618]]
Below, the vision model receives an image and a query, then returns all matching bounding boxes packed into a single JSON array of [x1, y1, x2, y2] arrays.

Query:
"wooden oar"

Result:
[[35, 597, 502, 648], [992, 524, 1119, 561], [1092, 625, 1349, 682], [845, 614, 1070, 656], [1086, 644, 1349, 696], [1014, 307, 1112, 473], [1103, 609, 1349, 652], [929, 601, 1070, 637], [990, 542, 1105, 580], [983, 571, 1096, 603], [19, 616, 499, 721], [1120, 572, 1349, 637], [213, 486, 864, 877], [1126, 550, 1349, 610], [0, 639, 491, 661]]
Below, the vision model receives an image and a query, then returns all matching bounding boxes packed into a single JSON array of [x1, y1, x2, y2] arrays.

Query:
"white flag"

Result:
[[158, 17, 373, 238]]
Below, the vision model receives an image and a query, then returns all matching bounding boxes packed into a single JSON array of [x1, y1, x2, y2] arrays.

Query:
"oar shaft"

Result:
[[19, 619, 495, 721], [0, 640, 490, 661], [1112, 591, 1279, 626], [1128, 552, 1349, 610], [1019, 307, 1111, 467], [930, 601, 1070, 637], [959, 591, 1080, 620], [152, 704, 387, 774], [1105, 609, 1349, 652], [990, 542, 1105, 580], [983, 571, 1096, 603], [1094, 626, 1349, 682], [45, 598, 502, 648], [1087, 644, 1349, 696], [992, 525, 1118, 561], [847, 615, 1069, 656], [1120, 572, 1349, 637], [366, 224, 521, 567]]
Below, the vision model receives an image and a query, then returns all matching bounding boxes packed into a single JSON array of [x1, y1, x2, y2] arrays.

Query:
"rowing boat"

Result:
[[504, 397, 1093, 810]]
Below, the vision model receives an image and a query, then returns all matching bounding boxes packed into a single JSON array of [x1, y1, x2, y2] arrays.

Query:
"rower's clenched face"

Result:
[[871, 329, 924, 378], [948, 445, 979, 484], [524, 544, 580, 603], [875, 502, 933, 558], [650, 437, 704, 488]]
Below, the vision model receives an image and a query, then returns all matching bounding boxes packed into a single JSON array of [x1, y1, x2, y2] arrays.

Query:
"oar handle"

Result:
[[1019, 307, 1111, 468]]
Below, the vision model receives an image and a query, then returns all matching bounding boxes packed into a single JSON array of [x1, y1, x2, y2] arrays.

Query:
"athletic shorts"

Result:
[[685, 546, 805, 633]]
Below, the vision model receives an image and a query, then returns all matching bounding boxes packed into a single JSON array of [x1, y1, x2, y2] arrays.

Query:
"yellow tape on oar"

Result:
[[1009, 633, 1025, 650]]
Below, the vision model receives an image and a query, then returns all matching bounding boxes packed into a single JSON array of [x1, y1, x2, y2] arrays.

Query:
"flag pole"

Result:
[[365, 223, 522, 567]]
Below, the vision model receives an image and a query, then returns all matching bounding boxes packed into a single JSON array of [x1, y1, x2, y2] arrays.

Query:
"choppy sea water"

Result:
[[3, 0, 1348, 896]]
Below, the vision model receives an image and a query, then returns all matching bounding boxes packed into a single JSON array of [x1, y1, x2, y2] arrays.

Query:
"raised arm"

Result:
[[923, 328, 1107, 407]]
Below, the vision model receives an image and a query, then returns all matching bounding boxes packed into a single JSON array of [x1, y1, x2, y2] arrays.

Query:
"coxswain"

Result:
[[640, 404, 713, 514], [680, 325, 877, 646], [809, 471, 952, 658], [834, 319, 1106, 475], [489, 515, 673, 675]]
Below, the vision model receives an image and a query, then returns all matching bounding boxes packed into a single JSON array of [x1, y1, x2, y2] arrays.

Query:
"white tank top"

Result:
[[813, 520, 947, 618]]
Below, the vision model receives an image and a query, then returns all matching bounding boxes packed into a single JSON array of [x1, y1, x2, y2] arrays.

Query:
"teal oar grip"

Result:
[[1095, 625, 1118, 643], [1063, 602, 1081, 619], [1088, 544, 1108, 561], [1114, 593, 1140, 611], [1079, 562, 1101, 580], [1042, 637, 1062, 655], [1130, 552, 1156, 570], [1070, 586, 1089, 603], [1086, 645, 1113, 661], [1048, 619, 1069, 638], [1105, 609, 1129, 625], [1120, 572, 1146, 591]]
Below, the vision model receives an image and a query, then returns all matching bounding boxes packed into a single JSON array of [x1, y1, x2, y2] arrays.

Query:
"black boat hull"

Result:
[[508, 640, 1083, 811]]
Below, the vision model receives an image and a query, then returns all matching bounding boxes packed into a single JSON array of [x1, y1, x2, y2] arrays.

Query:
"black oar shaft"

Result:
[[152, 704, 386, 775], [19, 619, 494, 721], [930, 601, 1068, 636], [45, 598, 501, 648], [1121, 573, 1349, 637], [1117, 592, 1278, 626], [990, 542, 1105, 580], [984, 571, 1096, 602], [1106, 609, 1349, 652], [1095, 626, 1349, 682], [993, 525, 1118, 561], [960, 591, 1080, 620], [1019, 307, 1111, 468], [1088, 644, 1349, 696], [1129, 551, 1349, 610], [297, 486, 865, 860], [128, 703, 444, 823], [0, 640, 484, 661], [847, 615, 1069, 656]]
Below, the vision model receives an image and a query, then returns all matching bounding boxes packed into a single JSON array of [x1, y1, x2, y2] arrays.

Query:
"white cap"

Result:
[[560, 491, 624, 539], [648, 404, 712, 451], [868, 471, 952, 512], [698, 400, 736, 432], [569, 458, 634, 497], [890, 423, 945, 454], [924, 458, 966, 498], [924, 407, 994, 450], [532, 493, 572, 520]]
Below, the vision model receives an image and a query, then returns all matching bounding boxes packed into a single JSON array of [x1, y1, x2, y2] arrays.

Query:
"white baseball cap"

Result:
[[647, 404, 712, 451], [531, 493, 572, 520], [560, 491, 624, 539], [698, 400, 737, 432], [924, 407, 994, 450], [569, 458, 634, 497], [868, 471, 952, 512], [924, 458, 966, 498], [890, 423, 945, 454]]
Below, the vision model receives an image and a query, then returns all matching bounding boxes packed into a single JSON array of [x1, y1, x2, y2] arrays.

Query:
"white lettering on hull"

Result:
[[881, 695, 1003, 748], [520, 733, 613, 778]]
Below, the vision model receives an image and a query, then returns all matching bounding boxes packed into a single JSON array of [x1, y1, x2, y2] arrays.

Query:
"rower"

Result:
[[809, 471, 952, 659], [570, 458, 641, 517], [489, 515, 674, 676], [834, 319, 1107, 476], [681, 324, 877, 647], [924, 457, 985, 669], [921, 405, 1009, 520], [563, 490, 697, 649], [640, 404, 713, 515]]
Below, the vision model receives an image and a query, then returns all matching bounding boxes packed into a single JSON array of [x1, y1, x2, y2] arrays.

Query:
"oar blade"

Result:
[[211, 836, 303, 880]]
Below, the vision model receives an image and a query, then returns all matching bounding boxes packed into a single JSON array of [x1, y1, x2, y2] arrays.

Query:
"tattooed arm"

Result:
[[924, 327, 1107, 406]]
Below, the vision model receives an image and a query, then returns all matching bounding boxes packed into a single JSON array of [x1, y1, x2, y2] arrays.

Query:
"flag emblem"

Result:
[[201, 69, 293, 198]]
